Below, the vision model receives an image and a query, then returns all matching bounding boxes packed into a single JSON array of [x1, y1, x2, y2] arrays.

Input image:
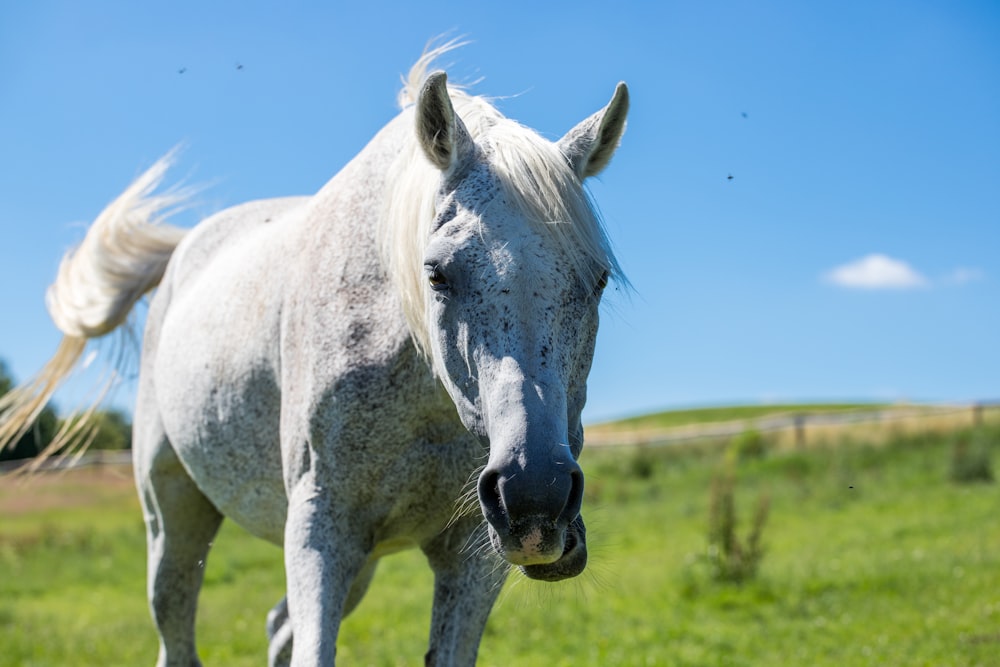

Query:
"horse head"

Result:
[[414, 72, 628, 581]]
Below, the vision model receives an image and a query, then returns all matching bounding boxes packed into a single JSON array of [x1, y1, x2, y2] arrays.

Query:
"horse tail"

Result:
[[0, 151, 189, 468]]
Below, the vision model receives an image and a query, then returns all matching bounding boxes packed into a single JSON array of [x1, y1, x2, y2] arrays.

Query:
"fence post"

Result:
[[973, 403, 983, 427], [795, 414, 806, 449]]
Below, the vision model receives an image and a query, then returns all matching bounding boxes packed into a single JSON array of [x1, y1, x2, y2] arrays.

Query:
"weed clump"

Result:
[[704, 466, 770, 584], [730, 429, 769, 462], [949, 428, 995, 484], [628, 445, 656, 480]]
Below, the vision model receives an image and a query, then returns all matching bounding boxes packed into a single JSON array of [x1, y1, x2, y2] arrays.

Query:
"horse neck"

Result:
[[304, 112, 414, 257], [285, 111, 443, 377]]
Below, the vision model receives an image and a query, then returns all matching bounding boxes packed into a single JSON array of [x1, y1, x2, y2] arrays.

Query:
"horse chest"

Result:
[[287, 363, 480, 548]]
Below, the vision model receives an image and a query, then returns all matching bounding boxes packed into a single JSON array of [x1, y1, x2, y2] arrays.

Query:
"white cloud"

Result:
[[943, 267, 985, 285], [824, 254, 927, 290]]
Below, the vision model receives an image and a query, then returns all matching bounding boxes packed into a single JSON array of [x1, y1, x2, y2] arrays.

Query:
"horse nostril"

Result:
[[561, 466, 585, 525], [562, 528, 577, 555], [479, 460, 584, 530], [477, 469, 507, 529]]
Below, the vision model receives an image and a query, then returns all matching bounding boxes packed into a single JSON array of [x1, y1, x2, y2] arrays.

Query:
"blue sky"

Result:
[[1, 1, 998, 423]]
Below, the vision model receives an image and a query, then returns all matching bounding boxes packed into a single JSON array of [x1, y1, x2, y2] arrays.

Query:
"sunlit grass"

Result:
[[2, 422, 998, 666]]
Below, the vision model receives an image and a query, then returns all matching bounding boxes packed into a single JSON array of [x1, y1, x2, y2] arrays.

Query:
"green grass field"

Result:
[[2, 416, 999, 666]]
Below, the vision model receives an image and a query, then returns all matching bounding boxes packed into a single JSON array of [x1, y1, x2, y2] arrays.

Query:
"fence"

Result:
[[584, 402, 1000, 450], [0, 448, 132, 475]]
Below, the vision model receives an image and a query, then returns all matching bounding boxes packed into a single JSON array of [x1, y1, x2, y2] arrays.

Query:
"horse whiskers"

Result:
[[478, 540, 512, 584], [580, 562, 613, 597], [495, 566, 528, 606], [487, 560, 512, 589], [450, 498, 480, 531], [459, 521, 492, 559], [452, 523, 509, 593], [444, 462, 487, 531]]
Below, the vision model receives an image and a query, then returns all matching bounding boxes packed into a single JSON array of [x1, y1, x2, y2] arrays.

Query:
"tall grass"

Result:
[[949, 427, 995, 483], [704, 466, 770, 584]]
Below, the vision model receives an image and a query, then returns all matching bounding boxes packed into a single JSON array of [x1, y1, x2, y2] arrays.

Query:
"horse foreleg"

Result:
[[421, 521, 509, 667], [283, 488, 368, 666], [135, 431, 223, 667], [266, 596, 293, 667], [266, 556, 375, 667]]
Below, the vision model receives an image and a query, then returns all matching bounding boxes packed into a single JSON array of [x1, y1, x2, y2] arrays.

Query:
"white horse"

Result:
[[2, 45, 628, 666]]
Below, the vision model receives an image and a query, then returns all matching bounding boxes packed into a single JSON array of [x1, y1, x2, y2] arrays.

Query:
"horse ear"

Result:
[[558, 82, 629, 179], [416, 71, 474, 173]]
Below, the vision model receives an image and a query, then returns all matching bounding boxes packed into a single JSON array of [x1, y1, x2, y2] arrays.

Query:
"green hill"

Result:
[[588, 402, 886, 433]]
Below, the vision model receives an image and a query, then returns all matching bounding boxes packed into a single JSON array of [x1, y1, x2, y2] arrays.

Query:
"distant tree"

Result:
[[0, 359, 60, 462], [0, 359, 133, 462], [85, 408, 133, 450]]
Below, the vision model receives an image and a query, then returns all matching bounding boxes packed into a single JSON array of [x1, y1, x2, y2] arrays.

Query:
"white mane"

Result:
[[380, 43, 624, 355]]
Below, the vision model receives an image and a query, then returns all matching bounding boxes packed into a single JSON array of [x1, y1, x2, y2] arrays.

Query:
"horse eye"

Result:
[[427, 267, 449, 291], [594, 271, 609, 294]]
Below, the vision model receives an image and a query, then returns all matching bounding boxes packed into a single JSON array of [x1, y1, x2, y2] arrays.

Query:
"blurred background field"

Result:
[[2, 405, 998, 666]]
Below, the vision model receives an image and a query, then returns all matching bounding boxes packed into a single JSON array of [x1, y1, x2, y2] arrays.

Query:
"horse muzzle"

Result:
[[477, 459, 588, 581], [500, 515, 588, 581]]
